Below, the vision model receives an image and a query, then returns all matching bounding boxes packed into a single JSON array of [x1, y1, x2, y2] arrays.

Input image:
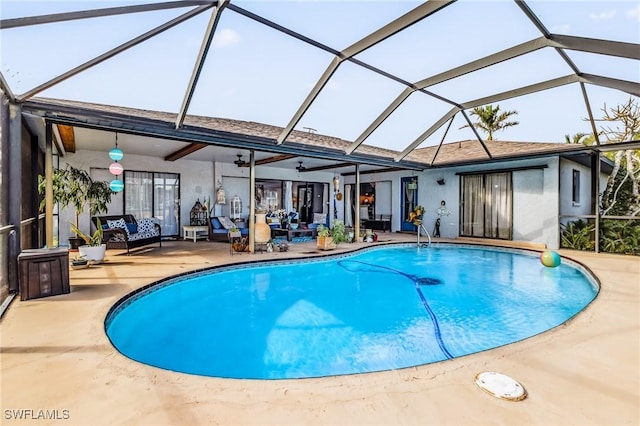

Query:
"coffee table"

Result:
[[182, 225, 209, 242], [271, 227, 317, 241]]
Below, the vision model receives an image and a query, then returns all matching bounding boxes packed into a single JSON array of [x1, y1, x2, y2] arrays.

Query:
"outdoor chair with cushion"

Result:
[[92, 214, 162, 254]]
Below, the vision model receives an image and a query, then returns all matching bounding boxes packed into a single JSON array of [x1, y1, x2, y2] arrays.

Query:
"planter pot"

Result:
[[78, 244, 106, 264], [68, 237, 84, 250], [317, 236, 336, 250], [255, 213, 271, 243], [71, 260, 89, 270]]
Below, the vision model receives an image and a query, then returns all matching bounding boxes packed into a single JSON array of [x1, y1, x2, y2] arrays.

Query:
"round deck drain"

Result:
[[475, 372, 527, 401]]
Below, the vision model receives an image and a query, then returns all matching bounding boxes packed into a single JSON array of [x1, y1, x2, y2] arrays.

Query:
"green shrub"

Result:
[[599, 219, 640, 255], [560, 220, 595, 251]]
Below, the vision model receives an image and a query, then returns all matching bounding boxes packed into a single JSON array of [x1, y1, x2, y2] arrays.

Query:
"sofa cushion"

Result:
[[107, 218, 130, 237]]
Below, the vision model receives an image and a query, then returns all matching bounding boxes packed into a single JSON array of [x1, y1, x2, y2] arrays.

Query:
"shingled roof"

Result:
[[29, 97, 592, 169], [407, 139, 586, 166]]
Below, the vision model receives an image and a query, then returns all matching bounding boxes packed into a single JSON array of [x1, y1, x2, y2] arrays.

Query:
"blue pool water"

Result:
[[105, 244, 598, 379]]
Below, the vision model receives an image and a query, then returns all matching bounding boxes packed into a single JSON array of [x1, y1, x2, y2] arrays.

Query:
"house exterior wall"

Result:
[[60, 149, 568, 249], [409, 157, 561, 248], [559, 157, 608, 224]]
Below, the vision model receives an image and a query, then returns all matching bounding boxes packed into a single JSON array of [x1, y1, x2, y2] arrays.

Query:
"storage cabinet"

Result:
[[18, 248, 70, 301]]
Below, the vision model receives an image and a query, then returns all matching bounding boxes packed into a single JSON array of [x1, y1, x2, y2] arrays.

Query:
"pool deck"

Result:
[[1, 235, 638, 425]]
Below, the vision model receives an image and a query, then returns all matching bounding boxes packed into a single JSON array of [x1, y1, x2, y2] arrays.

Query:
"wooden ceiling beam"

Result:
[[239, 153, 297, 167], [164, 142, 207, 161], [256, 153, 297, 165], [299, 162, 354, 172], [56, 124, 75, 153]]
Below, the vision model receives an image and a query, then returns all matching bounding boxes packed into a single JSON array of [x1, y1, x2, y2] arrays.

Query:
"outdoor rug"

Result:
[[273, 236, 315, 244]]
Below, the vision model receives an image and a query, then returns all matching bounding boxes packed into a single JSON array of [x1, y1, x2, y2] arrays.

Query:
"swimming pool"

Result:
[[105, 244, 599, 379]]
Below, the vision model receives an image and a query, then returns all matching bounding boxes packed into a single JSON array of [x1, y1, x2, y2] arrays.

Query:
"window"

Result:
[[461, 172, 512, 239], [572, 169, 580, 205]]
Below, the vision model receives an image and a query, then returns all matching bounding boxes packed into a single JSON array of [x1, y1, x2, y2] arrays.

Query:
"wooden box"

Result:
[[18, 248, 70, 301]]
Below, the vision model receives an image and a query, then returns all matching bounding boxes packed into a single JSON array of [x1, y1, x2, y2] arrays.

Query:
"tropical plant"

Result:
[[38, 164, 114, 229], [317, 224, 330, 237], [317, 220, 348, 244], [70, 218, 104, 247], [599, 219, 640, 255], [564, 132, 593, 145], [560, 220, 595, 251], [330, 220, 348, 244], [459, 104, 519, 140]]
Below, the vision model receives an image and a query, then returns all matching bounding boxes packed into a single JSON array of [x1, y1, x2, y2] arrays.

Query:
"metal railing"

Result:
[[417, 223, 431, 247]]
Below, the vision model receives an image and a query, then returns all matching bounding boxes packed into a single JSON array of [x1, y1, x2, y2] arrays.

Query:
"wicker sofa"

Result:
[[92, 215, 162, 254]]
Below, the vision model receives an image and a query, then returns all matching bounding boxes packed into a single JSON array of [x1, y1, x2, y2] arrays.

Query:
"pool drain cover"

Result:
[[475, 372, 527, 401]]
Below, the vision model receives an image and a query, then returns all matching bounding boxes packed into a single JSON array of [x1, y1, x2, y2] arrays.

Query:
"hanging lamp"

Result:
[[109, 133, 124, 192]]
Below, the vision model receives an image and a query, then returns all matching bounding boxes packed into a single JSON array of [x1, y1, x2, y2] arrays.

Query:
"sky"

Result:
[[1, 0, 639, 152]]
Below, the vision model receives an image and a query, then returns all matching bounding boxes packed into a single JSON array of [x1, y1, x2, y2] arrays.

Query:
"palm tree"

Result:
[[564, 132, 595, 146], [460, 104, 519, 140]]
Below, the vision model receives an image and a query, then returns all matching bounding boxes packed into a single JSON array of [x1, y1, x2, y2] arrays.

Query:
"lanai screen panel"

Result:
[[0, 0, 638, 159]]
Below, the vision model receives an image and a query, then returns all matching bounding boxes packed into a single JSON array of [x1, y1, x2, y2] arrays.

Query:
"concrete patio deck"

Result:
[[1, 235, 638, 425]]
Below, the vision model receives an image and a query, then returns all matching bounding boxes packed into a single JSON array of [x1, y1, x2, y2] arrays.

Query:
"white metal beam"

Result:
[[346, 87, 415, 154], [395, 107, 459, 161], [394, 75, 581, 161], [341, 0, 456, 59], [176, 0, 229, 129], [548, 34, 640, 60], [277, 0, 456, 145], [18, 4, 213, 101], [579, 74, 640, 98], [276, 57, 341, 144]]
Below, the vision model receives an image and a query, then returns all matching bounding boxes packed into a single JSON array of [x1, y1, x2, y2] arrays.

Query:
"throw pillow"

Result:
[[107, 218, 130, 238], [126, 223, 138, 235], [313, 213, 327, 224], [217, 216, 234, 229], [210, 217, 223, 230], [137, 218, 159, 236]]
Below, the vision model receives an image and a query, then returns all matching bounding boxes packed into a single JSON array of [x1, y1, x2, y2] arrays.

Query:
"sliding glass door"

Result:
[[124, 171, 180, 237], [460, 172, 512, 239]]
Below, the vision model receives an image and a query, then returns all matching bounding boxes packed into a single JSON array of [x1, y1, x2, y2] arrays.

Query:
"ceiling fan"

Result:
[[234, 154, 245, 167], [296, 161, 306, 172]]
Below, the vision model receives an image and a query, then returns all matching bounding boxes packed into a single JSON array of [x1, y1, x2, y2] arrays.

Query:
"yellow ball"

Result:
[[540, 250, 561, 268]]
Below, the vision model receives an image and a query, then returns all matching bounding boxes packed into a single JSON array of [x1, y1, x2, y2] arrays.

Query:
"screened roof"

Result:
[[1, 0, 638, 170]]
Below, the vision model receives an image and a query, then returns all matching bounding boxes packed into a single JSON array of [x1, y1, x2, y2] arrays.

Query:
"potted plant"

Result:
[[38, 164, 114, 248], [70, 218, 106, 263], [317, 220, 348, 250]]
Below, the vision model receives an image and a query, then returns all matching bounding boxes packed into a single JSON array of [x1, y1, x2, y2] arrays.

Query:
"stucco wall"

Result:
[[512, 169, 546, 243], [58, 150, 567, 248], [559, 157, 608, 222]]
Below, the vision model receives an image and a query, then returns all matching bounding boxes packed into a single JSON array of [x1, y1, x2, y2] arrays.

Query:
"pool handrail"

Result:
[[417, 223, 431, 247]]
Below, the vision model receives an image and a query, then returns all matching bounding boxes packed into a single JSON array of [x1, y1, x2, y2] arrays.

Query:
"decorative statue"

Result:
[[433, 200, 451, 238]]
